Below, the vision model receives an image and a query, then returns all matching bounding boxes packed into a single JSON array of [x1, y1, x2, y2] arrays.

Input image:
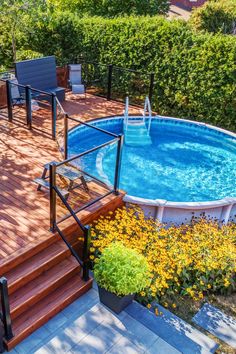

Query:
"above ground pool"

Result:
[[68, 116, 236, 224]]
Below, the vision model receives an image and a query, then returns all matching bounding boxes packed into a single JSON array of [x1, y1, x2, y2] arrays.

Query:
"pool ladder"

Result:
[[124, 96, 153, 146]]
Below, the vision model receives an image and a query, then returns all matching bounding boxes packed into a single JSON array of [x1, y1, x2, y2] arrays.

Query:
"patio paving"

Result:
[[9, 282, 218, 354], [193, 303, 236, 349]]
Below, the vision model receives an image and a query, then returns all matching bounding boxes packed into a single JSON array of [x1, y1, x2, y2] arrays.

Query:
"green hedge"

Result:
[[49, 0, 169, 16], [28, 15, 236, 131], [190, 0, 236, 34]]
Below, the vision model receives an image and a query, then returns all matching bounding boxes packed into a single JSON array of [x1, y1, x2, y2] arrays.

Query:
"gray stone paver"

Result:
[[193, 303, 236, 349], [69, 321, 122, 354], [107, 337, 144, 354], [10, 287, 180, 354], [146, 337, 182, 354]]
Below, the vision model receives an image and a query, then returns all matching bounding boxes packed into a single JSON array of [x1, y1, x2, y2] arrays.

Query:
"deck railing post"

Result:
[[51, 93, 57, 140], [49, 162, 57, 232], [6, 80, 13, 122], [107, 64, 113, 100], [114, 134, 124, 195], [0, 277, 13, 342], [82, 225, 91, 281], [25, 85, 32, 129], [149, 73, 155, 103], [64, 114, 69, 160]]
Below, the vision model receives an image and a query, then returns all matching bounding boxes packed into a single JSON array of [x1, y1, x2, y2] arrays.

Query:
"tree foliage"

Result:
[[0, 0, 46, 66], [190, 0, 236, 34]]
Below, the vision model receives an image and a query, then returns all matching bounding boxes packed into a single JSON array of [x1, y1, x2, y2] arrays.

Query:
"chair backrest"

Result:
[[15, 56, 57, 90], [10, 79, 21, 100], [69, 64, 82, 85]]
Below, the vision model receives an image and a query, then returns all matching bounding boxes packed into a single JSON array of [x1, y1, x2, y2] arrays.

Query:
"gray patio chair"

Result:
[[68, 64, 86, 98], [10, 78, 39, 111], [10, 79, 25, 107]]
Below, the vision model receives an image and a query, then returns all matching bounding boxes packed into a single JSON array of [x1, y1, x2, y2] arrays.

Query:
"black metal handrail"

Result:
[[0, 277, 13, 349], [3, 79, 57, 139], [78, 60, 155, 103], [62, 137, 119, 166], [49, 129, 123, 280], [67, 116, 119, 138], [63, 114, 119, 160], [49, 162, 91, 281]]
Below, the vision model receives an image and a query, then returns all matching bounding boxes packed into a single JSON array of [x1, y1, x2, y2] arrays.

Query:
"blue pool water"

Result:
[[68, 117, 236, 202]]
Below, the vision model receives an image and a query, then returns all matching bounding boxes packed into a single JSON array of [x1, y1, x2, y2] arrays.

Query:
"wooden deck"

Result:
[[0, 93, 139, 269]]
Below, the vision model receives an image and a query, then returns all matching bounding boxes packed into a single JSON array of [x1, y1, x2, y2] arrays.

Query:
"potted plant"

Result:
[[94, 242, 150, 313]]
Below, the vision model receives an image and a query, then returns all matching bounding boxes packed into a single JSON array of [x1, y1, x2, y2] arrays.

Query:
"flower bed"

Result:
[[89, 207, 236, 307]]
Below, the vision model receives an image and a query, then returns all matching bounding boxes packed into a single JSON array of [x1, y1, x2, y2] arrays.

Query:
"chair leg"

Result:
[[80, 176, 89, 193], [37, 167, 48, 191], [68, 180, 74, 191]]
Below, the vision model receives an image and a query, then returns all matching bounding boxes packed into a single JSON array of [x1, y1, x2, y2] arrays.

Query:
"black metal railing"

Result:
[[49, 119, 123, 280], [49, 163, 91, 280], [80, 61, 154, 106], [0, 277, 13, 351], [0, 78, 57, 139]]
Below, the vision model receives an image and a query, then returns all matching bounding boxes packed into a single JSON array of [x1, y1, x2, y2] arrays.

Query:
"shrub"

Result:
[[28, 15, 236, 131], [93, 241, 151, 296], [49, 0, 170, 17], [90, 207, 236, 305], [190, 0, 236, 34]]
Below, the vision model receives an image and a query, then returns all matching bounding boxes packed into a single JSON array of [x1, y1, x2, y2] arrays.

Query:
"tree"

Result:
[[0, 0, 46, 63], [190, 0, 236, 35]]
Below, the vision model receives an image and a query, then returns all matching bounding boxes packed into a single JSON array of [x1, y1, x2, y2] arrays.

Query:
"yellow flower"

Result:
[[198, 292, 204, 299], [155, 308, 159, 316], [147, 304, 151, 309], [88, 207, 236, 303], [172, 303, 177, 309]]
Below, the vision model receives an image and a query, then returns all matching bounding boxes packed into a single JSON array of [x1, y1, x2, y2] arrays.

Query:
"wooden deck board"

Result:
[[0, 93, 139, 268]]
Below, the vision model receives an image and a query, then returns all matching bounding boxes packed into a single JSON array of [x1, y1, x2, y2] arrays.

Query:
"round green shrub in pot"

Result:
[[94, 242, 150, 313]]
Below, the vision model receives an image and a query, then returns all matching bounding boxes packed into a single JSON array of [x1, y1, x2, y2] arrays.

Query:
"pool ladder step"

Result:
[[124, 121, 152, 146]]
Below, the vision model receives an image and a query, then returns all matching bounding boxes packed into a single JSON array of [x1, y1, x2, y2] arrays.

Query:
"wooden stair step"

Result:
[[0, 233, 60, 276], [6, 275, 93, 350], [6, 241, 71, 294], [10, 257, 81, 319]]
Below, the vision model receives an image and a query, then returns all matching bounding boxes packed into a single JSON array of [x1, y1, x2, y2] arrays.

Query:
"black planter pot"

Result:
[[98, 286, 134, 314]]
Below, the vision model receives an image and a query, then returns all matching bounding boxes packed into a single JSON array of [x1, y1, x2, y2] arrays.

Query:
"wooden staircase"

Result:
[[3, 240, 92, 351], [2, 191, 125, 351]]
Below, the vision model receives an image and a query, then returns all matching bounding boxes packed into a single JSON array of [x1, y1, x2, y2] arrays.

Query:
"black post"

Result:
[[0, 277, 13, 341], [51, 93, 57, 140], [107, 64, 113, 101], [64, 114, 69, 160], [25, 85, 32, 129], [149, 73, 155, 103], [49, 162, 57, 232], [82, 225, 91, 281], [6, 80, 13, 122], [114, 134, 124, 194]]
